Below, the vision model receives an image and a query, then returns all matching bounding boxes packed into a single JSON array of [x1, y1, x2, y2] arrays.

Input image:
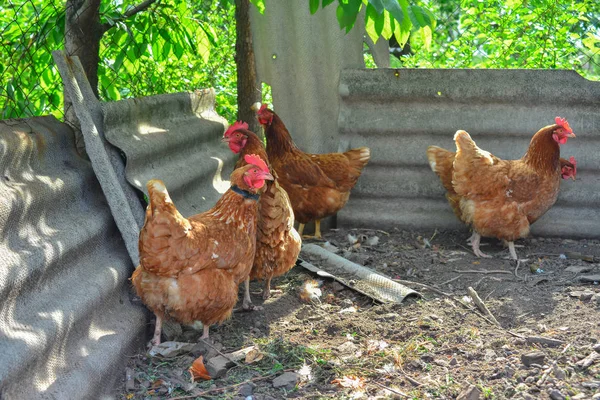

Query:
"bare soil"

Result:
[[119, 228, 600, 400]]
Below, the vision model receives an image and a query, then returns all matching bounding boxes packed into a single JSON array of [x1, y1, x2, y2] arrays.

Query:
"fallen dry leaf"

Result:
[[244, 347, 264, 364], [150, 379, 165, 389], [189, 355, 211, 382], [331, 375, 366, 389]]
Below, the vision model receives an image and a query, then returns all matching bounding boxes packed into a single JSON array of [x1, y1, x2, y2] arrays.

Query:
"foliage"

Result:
[[0, 0, 238, 120], [396, 0, 600, 80], [98, 0, 237, 120], [0, 1, 65, 119]]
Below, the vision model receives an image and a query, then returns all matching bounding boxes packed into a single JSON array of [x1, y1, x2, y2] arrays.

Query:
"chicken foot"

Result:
[[298, 220, 322, 239], [242, 277, 264, 311], [200, 324, 210, 339], [262, 276, 272, 300], [151, 314, 163, 346], [471, 232, 492, 258]]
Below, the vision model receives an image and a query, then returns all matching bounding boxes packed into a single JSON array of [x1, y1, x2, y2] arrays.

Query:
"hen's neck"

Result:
[[265, 115, 297, 156], [239, 134, 268, 163], [522, 126, 560, 174], [207, 189, 260, 230]]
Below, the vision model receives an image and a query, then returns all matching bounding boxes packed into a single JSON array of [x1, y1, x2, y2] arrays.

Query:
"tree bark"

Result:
[[64, 0, 103, 157], [235, 0, 261, 133]]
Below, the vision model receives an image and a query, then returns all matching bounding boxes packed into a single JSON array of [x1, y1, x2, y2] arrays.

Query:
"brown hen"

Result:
[[427, 117, 576, 260], [223, 121, 301, 310], [132, 158, 273, 344], [254, 104, 370, 238]]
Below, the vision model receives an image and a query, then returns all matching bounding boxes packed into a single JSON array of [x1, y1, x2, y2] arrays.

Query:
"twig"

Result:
[[453, 269, 512, 275], [392, 279, 501, 329], [440, 276, 460, 286], [101, 0, 159, 32], [484, 288, 496, 302], [537, 343, 571, 386], [429, 229, 438, 242], [200, 339, 244, 369], [467, 287, 500, 327], [576, 351, 600, 369], [169, 369, 295, 399], [526, 252, 560, 257], [370, 381, 409, 398], [526, 336, 565, 347], [392, 279, 451, 297]]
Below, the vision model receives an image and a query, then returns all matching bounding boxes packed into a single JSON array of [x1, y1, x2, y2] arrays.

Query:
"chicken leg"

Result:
[[297, 220, 322, 239], [151, 314, 162, 346], [507, 241, 518, 260], [200, 324, 210, 340], [470, 232, 492, 258], [242, 277, 263, 311], [263, 276, 272, 300]]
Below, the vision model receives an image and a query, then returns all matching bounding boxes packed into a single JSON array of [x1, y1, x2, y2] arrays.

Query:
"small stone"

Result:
[[572, 394, 587, 400], [206, 355, 230, 379], [456, 384, 481, 400], [449, 357, 458, 366], [272, 371, 300, 389], [337, 341, 358, 355], [548, 389, 566, 400], [580, 291, 594, 301], [521, 351, 546, 367], [238, 383, 254, 397], [525, 376, 535, 384], [516, 382, 529, 392], [593, 343, 600, 352], [433, 358, 449, 367], [582, 381, 600, 390], [331, 281, 345, 292], [505, 366, 515, 378], [592, 393, 600, 400], [592, 293, 600, 305], [553, 366, 566, 380], [420, 353, 434, 362]]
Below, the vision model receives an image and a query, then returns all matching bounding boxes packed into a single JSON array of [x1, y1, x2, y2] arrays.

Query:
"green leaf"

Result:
[[113, 49, 127, 72], [369, 0, 384, 14], [173, 42, 184, 59], [322, 0, 336, 7], [250, 0, 265, 14], [310, 0, 320, 14], [336, 0, 362, 32], [365, 4, 380, 43], [381, 10, 393, 40], [381, 0, 405, 27], [409, 5, 431, 28]]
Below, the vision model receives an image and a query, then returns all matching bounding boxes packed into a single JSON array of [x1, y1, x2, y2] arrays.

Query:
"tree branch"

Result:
[[71, 0, 101, 24], [101, 0, 160, 32]]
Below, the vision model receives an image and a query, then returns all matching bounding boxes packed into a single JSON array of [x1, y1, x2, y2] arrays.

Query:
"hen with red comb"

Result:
[[427, 117, 577, 260]]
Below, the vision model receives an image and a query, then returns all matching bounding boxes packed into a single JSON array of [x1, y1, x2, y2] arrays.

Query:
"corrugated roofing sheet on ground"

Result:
[[337, 69, 600, 238], [0, 116, 146, 399]]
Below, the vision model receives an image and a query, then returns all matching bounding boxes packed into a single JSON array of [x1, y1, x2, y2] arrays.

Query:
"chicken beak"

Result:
[[570, 174, 576, 181], [221, 136, 231, 143], [568, 132, 576, 138], [260, 171, 274, 181]]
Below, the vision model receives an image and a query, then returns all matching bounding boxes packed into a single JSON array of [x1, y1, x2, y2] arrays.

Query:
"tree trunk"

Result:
[[235, 0, 261, 133], [64, 0, 103, 157]]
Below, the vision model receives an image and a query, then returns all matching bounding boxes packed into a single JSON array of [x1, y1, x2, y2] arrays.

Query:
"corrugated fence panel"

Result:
[[251, 0, 365, 154], [0, 116, 146, 398], [102, 89, 235, 217], [337, 69, 600, 238]]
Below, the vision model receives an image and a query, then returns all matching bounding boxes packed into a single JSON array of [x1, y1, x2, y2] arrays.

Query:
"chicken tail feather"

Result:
[[345, 146, 371, 171], [426, 146, 456, 193]]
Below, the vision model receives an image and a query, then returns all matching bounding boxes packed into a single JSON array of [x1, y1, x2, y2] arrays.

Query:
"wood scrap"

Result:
[[467, 287, 500, 327]]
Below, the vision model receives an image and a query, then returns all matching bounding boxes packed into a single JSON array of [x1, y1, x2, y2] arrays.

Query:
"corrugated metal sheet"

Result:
[[0, 116, 146, 398], [102, 89, 233, 217], [251, 0, 365, 154], [337, 69, 600, 238]]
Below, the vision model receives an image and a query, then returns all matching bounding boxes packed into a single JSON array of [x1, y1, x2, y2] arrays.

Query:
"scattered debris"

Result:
[[576, 351, 600, 369], [456, 384, 481, 400], [521, 351, 546, 367], [148, 342, 197, 358], [272, 371, 301, 389], [467, 286, 500, 327], [299, 279, 323, 303], [189, 356, 211, 381], [331, 375, 366, 389]]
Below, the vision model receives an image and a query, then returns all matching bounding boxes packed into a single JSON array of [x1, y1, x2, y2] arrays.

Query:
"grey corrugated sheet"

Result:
[[0, 116, 146, 398], [337, 69, 600, 238], [102, 89, 234, 217], [251, 0, 365, 154]]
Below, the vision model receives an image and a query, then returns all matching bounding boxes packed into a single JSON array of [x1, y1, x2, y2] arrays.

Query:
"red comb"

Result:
[[569, 156, 577, 166], [244, 154, 269, 173], [224, 121, 249, 137], [258, 103, 269, 114], [555, 116, 572, 133]]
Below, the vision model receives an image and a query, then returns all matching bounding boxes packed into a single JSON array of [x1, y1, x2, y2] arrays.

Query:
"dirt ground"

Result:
[[119, 227, 600, 400]]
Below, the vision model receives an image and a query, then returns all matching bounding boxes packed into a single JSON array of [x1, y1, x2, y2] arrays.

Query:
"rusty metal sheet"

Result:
[[0, 116, 146, 399], [337, 69, 600, 238]]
